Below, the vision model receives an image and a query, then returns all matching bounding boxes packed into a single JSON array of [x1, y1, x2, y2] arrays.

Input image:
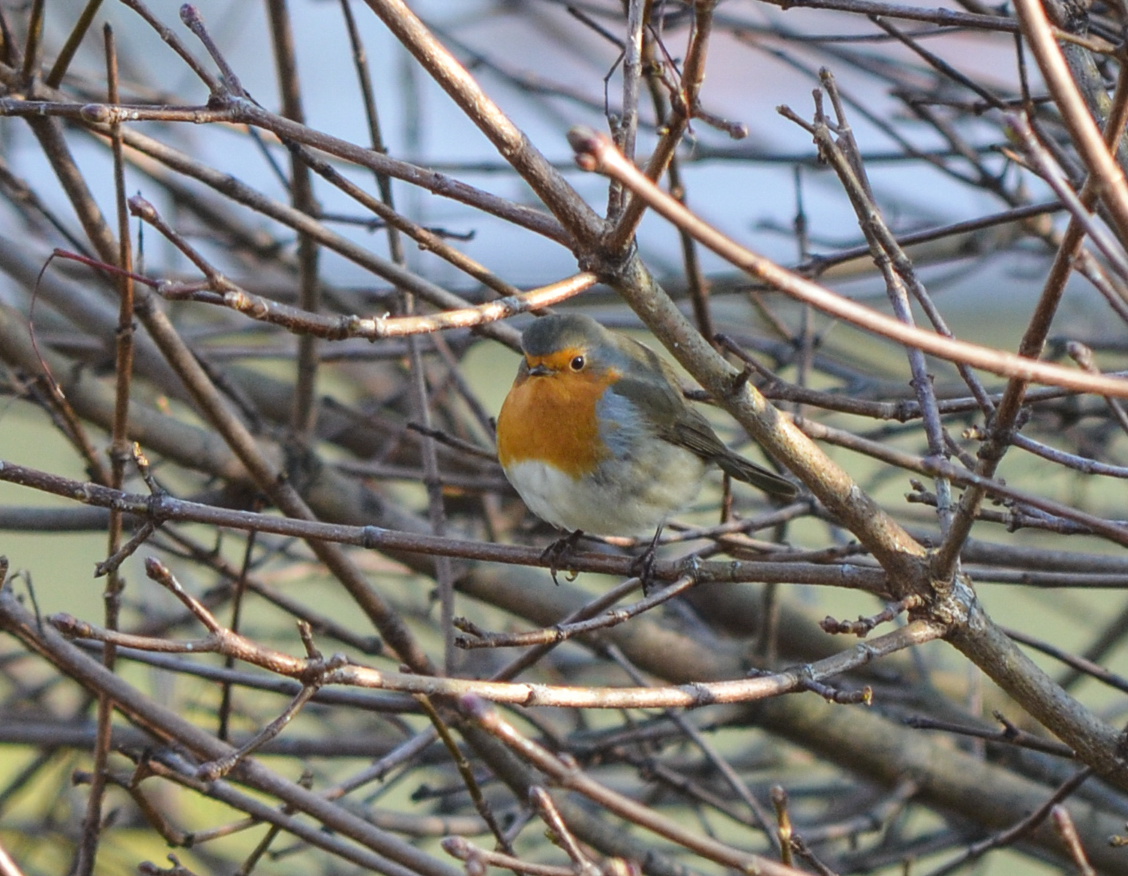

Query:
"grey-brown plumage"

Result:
[[522, 313, 797, 498]]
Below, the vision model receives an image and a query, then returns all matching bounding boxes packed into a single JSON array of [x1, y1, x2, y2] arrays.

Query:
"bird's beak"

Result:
[[527, 361, 551, 377]]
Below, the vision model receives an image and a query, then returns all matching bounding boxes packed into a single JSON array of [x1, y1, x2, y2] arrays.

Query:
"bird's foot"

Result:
[[541, 529, 584, 585], [629, 525, 664, 595]]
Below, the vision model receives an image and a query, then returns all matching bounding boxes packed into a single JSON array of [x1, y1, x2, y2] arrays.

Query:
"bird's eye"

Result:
[[570, 355, 585, 371]]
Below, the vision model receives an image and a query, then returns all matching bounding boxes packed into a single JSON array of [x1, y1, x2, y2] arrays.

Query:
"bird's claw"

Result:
[[630, 525, 664, 595], [541, 529, 584, 585]]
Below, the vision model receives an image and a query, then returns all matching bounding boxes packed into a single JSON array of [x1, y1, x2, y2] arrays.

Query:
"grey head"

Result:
[[521, 313, 611, 356]]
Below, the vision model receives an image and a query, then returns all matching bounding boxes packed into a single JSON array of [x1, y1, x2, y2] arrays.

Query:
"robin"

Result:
[[496, 313, 797, 544]]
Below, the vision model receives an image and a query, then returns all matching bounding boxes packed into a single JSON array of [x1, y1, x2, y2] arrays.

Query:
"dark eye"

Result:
[[570, 355, 585, 371]]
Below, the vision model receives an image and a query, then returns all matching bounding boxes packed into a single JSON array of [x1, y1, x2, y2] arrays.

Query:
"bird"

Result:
[[496, 313, 797, 544]]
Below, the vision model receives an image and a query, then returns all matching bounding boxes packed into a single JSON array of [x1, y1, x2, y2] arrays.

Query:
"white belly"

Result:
[[503, 447, 706, 537]]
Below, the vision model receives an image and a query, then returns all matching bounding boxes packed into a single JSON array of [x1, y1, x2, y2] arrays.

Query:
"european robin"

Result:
[[496, 313, 797, 540]]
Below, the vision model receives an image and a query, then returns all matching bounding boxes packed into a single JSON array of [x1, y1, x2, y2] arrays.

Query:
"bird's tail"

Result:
[[716, 453, 799, 498]]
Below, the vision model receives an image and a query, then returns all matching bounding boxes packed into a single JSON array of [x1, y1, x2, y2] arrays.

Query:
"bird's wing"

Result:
[[609, 340, 797, 497], [670, 407, 798, 496]]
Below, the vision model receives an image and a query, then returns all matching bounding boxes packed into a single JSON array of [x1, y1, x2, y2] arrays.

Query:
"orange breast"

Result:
[[498, 367, 620, 479]]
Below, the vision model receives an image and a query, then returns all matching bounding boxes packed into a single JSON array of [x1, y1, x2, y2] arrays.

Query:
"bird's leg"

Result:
[[541, 529, 584, 585], [629, 524, 664, 594]]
